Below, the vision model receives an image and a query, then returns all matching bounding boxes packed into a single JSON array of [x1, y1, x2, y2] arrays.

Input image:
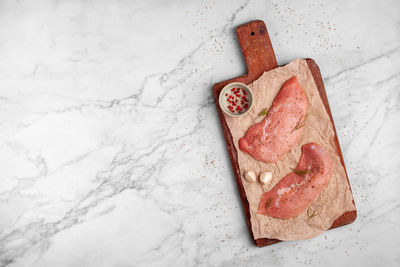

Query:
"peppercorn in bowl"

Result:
[[219, 82, 253, 117]]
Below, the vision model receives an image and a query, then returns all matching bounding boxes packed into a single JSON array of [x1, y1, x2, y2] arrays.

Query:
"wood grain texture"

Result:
[[212, 20, 356, 247]]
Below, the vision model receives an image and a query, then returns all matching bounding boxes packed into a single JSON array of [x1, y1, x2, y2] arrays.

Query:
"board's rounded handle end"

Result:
[[236, 20, 278, 80]]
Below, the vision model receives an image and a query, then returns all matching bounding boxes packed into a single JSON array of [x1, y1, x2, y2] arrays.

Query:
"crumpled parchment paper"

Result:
[[223, 59, 356, 240]]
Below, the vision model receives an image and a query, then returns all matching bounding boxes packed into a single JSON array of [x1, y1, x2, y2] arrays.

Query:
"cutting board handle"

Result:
[[236, 20, 278, 81]]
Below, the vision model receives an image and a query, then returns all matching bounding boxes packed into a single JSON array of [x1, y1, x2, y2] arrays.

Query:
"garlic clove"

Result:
[[244, 171, 257, 183], [260, 172, 272, 185]]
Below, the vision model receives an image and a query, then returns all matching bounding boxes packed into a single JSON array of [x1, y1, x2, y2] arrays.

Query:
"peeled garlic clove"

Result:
[[244, 171, 256, 183], [260, 172, 272, 185]]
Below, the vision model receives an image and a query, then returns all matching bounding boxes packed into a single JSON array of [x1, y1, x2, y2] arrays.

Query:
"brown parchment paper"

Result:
[[223, 59, 356, 241]]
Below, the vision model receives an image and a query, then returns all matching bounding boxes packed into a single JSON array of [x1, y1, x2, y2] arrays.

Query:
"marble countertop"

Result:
[[1, 0, 399, 266]]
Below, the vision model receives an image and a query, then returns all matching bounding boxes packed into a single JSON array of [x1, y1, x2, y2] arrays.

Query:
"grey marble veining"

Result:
[[0, 0, 399, 266]]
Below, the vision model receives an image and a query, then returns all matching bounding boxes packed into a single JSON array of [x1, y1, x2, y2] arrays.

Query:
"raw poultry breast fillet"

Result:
[[239, 76, 308, 163], [257, 143, 333, 219]]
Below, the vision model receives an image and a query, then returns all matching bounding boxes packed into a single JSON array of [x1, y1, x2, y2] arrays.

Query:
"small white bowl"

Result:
[[219, 82, 253, 117]]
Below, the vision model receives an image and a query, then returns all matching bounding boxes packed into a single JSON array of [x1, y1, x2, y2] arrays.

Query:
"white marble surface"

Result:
[[0, 0, 399, 266]]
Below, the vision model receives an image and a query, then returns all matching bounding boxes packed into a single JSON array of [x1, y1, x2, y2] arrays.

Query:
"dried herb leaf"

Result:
[[308, 209, 318, 219], [265, 197, 273, 209], [258, 108, 269, 117], [295, 121, 305, 130], [292, 169, 308, 176], [291, 115, 306, 133]]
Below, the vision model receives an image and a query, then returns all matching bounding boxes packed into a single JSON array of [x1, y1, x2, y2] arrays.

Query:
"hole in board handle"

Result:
[[251, 32, 255, 36]]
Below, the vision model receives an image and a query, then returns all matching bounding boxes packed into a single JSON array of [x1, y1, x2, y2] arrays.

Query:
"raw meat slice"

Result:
[[239, 76, 308, 163], [257, 143, 333, 219]]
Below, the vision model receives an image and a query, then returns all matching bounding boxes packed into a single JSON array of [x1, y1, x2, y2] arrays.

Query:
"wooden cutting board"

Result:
[[212, 20, 357, 247]]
